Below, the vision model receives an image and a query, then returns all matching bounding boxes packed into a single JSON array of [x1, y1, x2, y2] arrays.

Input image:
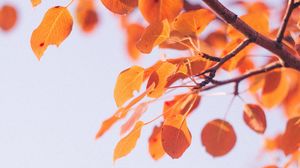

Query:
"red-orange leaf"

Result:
[[173, 9, 215, 36], [161, 114, 192, 159], [76, 0, 99, 33], [30, 6, 73, 59], [261, 69, 289, 108], [114, 121, 144, 161], [201, 119, 236, 157], [0, 5, 17, 31], [125, 23, 144, 60], [101, 0, 137, 15], [138, 0, 183, 24], [114, 66, 144, 107], [243, 104, 267, 134], [136, 19, 170, 54], [148, 124, 165, 160], [278, 116, 300, 155]]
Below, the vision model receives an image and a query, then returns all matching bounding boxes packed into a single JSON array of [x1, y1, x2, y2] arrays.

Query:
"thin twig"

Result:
[[276, 0, 295, 43]]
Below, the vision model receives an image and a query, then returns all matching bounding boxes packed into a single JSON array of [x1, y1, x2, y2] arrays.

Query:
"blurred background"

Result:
[[0, 0, 290, 168]]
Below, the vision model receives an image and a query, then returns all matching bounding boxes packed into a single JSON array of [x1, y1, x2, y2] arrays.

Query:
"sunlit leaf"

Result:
[[114, 66, 144, 107], [139, 0, 183, 24], [261, 69, 289, 108], [136, 19, 170, 54], [201, 119, 236, 157], [162, 114, 191, 159], [173, 9, 215, 36], [146, 61, 177, 98], [101, 0, 137, 15], [243, 104, 267, 134], [148, 124, 165, 160], [30, 6, 73, 59], [114, 121, 144, 161], [0, 5, 18, 31]]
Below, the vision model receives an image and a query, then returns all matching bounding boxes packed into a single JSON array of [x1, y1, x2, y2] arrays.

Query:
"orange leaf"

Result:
[[31, 0, 41, 7], [30, 6, 73, 59], [261, 69, 289, 108], [146, 61, 177, 98], [278, 116, 300, 155], [96, 84, 154, 139], [138, 0, 183, 24], [243, 104, 267, 134], [0, 5, 17, 31], [113, 121, 144, 161], [114, 66, 144, 107], [173, 9, 215, 36], [101, 0, 137, 15], [201, 119, 236, 157], [76, 0, 99, 33], [120, 102, 148, 135], [136, 19, 170, 54], [205, 30, 228, 50], [148, 124, 165, 160], [125, 23, 145, 60], [161, 114, 191, 159], [227, 12, 269, 40]]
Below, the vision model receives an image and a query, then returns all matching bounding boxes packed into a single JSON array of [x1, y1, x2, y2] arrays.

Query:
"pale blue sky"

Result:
[[0, 0, 289, 168]]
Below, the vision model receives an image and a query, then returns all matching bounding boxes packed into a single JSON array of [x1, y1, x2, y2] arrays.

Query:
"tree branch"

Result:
[[202, 0, 300, 71], [276, 0, 295, 43], [199, 62, 283, 92], [197, 39, 251, 87]]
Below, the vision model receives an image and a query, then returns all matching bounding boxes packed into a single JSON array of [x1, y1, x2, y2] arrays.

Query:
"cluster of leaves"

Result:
[[26, 0, 300, 167]]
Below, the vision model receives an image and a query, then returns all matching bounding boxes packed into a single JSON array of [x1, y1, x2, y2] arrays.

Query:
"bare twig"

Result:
[[276, 0, 295, 43], [198, 62, 283, 92]]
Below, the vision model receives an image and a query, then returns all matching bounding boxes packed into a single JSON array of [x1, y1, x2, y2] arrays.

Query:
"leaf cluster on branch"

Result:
[[19, 0, 300, 167]]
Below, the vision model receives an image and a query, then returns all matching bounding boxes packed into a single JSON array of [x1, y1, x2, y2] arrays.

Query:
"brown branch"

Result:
[[199, 62, 283, 92], [197, 39, 251, 87], [277, 0, 295, 43], [203, 0, 300, 71]]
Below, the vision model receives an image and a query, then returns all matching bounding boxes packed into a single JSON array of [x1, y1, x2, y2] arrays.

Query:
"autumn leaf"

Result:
[[261, 69, 289, 108], [114, 121, 144, 161], [146, 61, 177, 98], [148, 124, 165, 160], [76, 0, 99, 33], [0, 5, 18, 31], [31, 0, 41, 7], [173, 9, 215, 36], [161, 114, 191, 159], [30, 6, 73, 59], [96, 84, 154, 139], [136, 19, 170, 54], [243, 104, 267, 134], [125, 23, 145, 60], [114, 66, 144, 107], [278, 116, 300, 155], [120, 102, 148, 135], [101, 0, 137, 15], [201, 119, 236, 157], [139, 0, 183, 24]]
